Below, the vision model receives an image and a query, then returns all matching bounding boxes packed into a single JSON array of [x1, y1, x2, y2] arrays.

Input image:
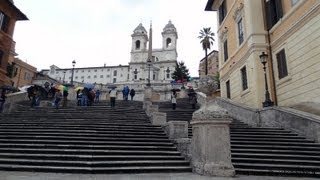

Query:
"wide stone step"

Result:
[[0, 143, 177, 151], [233, 162, 320, 172], [0, 130, 166, 136], [0, 135, 172, 142], [235, 168, 320, 177], [0, 153, 186, 161], [0, 125, 163, 132], [0, 148, 182, 155], [231, 140, 320, 147], [232, 152, 320, 160], [231, 137, 314, 143], [232, 157, 320, 166], [230, 132, 299, 136], [232, 144, 320, 151], [0, 164, 192, 174], [0, 158, 189, 167], [0, 138, 174, 146]]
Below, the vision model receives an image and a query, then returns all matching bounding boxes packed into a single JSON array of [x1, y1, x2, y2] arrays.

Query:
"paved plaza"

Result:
[[0, 172, 318, 180]]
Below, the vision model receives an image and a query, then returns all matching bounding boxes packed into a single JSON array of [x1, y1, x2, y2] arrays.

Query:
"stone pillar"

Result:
[[164, 121, 188, 139], [143, 100, 152, 110], [147, 104, 158, 117], [151, 112, 166, 125], [191, 102, 235, 177], [144, 87, 153, 100]]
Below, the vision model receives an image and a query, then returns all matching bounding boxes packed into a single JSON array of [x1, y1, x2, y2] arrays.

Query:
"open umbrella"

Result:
[[55, 85, 67, 91], [74, 86, 84, 92], [0, 85, 17, 91], [83, 83, 95, 89], [107, 84, 117, 89]]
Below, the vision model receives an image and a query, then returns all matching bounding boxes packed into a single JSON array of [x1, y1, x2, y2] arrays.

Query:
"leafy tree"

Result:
[[172, 61, 190, 82], [198, 27, 215, 75]]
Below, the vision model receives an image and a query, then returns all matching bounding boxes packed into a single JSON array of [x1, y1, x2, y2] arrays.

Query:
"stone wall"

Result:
[[197, 92, 320, 142]]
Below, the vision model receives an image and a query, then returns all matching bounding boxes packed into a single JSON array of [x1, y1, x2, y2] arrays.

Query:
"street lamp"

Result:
[[146, 59, 152, 86], [71, 60, 76, 86], [259, 52, 274, 107]]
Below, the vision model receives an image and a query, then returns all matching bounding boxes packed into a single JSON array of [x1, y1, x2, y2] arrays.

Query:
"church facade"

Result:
[[41, 21, 178, 87]]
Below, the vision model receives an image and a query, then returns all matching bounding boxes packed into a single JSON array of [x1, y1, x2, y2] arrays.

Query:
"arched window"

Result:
[[135, 40, 140, 50], [166, 38, 172, 47]]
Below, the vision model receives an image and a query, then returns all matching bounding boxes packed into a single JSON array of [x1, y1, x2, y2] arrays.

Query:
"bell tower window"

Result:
[[135, 40, 140, 50], [166, 38, 172, 48]]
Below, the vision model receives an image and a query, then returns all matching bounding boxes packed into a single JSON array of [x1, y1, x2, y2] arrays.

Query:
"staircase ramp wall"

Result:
[[196, 92, 320, 143]]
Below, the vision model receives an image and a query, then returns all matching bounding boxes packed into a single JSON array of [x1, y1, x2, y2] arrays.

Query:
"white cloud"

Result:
[[13, 0, 217, 76]]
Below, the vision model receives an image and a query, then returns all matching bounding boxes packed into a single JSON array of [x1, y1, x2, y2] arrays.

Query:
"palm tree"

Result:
[[198, 27, 215, 75]]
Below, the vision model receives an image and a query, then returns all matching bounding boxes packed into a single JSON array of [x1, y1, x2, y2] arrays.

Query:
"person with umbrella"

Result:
[[54, 89, 62, 109], [0, 90, 7, 112]]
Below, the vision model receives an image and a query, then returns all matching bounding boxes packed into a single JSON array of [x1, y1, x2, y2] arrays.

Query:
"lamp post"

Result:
[[146, 59, 151, 86], [259, 52, 274, 107], [71, 60, 76, 86]]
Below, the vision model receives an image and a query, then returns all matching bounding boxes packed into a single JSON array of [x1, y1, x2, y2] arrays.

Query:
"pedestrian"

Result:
[[30, 89, 38, 107], [76, 89, 81, 106], [0, 90, 7, 112], [171, 90, 177, 110], [109, 88, 117, 109], [129, 89, 135, 101], [122, 86, 129, 101], [190, 94, 197, 109], [54, 89, 62, 109], [95, 90, 101, 103], [62, 89, 68, 107], [81, 88, 89, 106]]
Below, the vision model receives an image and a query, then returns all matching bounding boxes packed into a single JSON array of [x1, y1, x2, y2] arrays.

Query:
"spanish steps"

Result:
[[1, 98, 320, 177], [156, 98, 320, 177], [0, 100, 191, 174]]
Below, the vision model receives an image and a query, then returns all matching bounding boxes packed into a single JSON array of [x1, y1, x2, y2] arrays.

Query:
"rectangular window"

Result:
[[0, 11, 10, 33], [241, 66, 248, 90], [276, 49, 288, 79], [226, 80, 231, 99], [218, 1, 227, 24], [113, 70, 117, 76], [113, 78, 117, 83], [100, 75, 103, 78], [265, 0, 283, 30], [223, 40, 228, 62], [237, 18, 244, 45], [134, 74, 137, 79], [166, 73, 170, 78]]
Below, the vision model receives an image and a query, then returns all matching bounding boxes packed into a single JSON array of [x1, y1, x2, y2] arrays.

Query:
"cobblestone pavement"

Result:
[[0, 172, 318, 180]]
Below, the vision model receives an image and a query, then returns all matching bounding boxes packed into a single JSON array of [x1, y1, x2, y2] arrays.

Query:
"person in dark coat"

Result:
[[129, 89, 135, 101], [0, 90, 7, 112]]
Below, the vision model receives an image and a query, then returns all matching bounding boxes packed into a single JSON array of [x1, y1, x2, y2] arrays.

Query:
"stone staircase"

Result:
[[0, 100, 192, 173], [158, 98, 320, 177]]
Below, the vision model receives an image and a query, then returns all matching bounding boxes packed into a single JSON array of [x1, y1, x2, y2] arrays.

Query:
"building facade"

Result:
[[41, 21, 178, 87], [0, 0, 28, 86], [205, 0, 320, 108], [199, 50, 219, 79], [11, 58, 37, 88]]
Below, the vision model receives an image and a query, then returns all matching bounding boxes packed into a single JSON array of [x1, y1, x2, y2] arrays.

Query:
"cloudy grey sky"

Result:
[[13, 0, 218, 77]]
